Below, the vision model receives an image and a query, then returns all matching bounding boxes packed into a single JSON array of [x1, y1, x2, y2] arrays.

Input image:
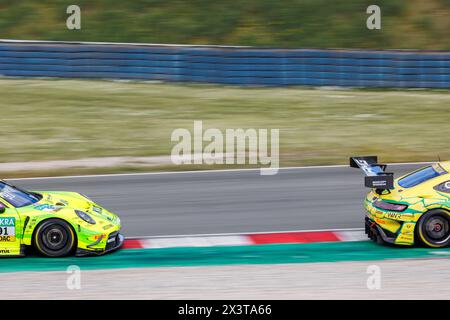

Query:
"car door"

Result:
[[0, 199, 22, 257]]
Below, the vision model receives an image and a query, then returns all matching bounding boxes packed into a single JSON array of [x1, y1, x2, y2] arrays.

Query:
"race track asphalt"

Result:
[[8, 163, 424, 237]]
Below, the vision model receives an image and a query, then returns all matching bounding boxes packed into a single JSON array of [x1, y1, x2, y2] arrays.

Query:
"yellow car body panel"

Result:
[[363, 161, 450, 246], [0, 184, 123, 257]]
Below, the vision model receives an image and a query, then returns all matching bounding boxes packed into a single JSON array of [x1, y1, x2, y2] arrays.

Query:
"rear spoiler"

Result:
[[350, 156, 394, 190]]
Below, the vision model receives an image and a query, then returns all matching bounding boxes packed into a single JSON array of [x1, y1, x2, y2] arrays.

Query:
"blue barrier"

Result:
[[0, 41, 449, 88]]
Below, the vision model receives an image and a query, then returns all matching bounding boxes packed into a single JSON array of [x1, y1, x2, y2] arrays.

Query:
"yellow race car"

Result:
[[351, 157, 450, 248], [0, 180, 123, 257]]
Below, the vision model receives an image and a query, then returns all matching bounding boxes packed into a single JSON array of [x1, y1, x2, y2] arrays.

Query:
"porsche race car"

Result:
[[351, 156, 450, 248], [0, 180, 123, 257]]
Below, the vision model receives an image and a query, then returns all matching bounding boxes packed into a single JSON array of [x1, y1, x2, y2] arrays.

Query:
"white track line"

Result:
[[0, 39, 249, 48], [8, 161, 432, 181]]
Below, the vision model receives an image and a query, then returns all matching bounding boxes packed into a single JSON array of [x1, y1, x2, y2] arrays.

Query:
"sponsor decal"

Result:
[[92, 206, 102, 214], [401, 223, 415, 234], [34, 204, 62, 213], [372, 180, 387, 187], [92, 234, 106, 241], [386, 212, 402, 220], [385, 212, 414, 221], [396, 233, 414, 243], [0, 217, 15, 242], [57, 199, 69, 206]]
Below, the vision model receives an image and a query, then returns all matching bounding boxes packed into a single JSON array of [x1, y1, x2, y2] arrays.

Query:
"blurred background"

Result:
[[1, 0, 450, 49], [0, 0, 449, 178]]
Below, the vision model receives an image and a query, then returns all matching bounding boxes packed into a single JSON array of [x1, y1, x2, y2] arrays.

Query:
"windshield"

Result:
[[398, 165, 446, 188], [0, 182, 42, 208]]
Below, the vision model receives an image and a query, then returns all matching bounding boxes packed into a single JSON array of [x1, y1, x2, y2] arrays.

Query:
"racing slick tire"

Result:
[[416, 209, 450, 248], [33, 219, 76, 257]]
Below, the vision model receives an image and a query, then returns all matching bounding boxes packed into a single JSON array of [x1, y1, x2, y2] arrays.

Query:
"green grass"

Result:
[[0, 0, 449, 49], [0, 78, 449, 176]]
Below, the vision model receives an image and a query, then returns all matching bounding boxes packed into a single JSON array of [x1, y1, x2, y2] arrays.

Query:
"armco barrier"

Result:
[[0, 40, 449, 88]]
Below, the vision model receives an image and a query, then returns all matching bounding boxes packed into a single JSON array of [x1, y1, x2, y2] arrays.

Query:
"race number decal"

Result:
[[0, 217, 16, 242]]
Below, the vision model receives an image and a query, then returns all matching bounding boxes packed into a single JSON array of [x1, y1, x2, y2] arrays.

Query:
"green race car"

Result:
[[0, 180, 123, 257]]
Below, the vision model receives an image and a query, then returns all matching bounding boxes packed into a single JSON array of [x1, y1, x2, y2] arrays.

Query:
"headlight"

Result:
[[75, 210, 96, 224], [373, 200, 408, 212]]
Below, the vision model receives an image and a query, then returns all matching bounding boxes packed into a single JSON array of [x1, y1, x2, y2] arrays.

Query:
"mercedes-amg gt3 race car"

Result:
[[0, 180, 123, 257], [351, 156, 450, 248]]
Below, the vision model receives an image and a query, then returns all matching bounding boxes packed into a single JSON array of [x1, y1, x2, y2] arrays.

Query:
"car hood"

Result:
[[33, 190, 119, 224]]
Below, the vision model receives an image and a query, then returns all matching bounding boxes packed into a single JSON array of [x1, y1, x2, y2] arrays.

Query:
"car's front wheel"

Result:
[[416, 209, 450, 248], [33, 219, 76, 257]]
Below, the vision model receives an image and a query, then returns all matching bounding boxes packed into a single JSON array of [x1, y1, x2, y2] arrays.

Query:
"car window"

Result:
[[0, 182, 41, 208], [398, 165, 446, 188]]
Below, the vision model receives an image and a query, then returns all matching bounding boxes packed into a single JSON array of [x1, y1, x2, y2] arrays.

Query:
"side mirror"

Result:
[[0, 207, 5, 214]]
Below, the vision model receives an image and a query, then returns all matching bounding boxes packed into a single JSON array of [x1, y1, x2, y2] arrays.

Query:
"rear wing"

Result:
[[350, 156, 394, 190]]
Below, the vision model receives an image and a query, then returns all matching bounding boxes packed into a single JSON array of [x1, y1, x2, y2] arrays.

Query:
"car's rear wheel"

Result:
[[33, 219, 76, 257], [416, 209, 450, 248]]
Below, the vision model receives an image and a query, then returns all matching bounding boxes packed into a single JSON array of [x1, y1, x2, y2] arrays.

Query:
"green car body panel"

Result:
[[0, 187, 123, 257]]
